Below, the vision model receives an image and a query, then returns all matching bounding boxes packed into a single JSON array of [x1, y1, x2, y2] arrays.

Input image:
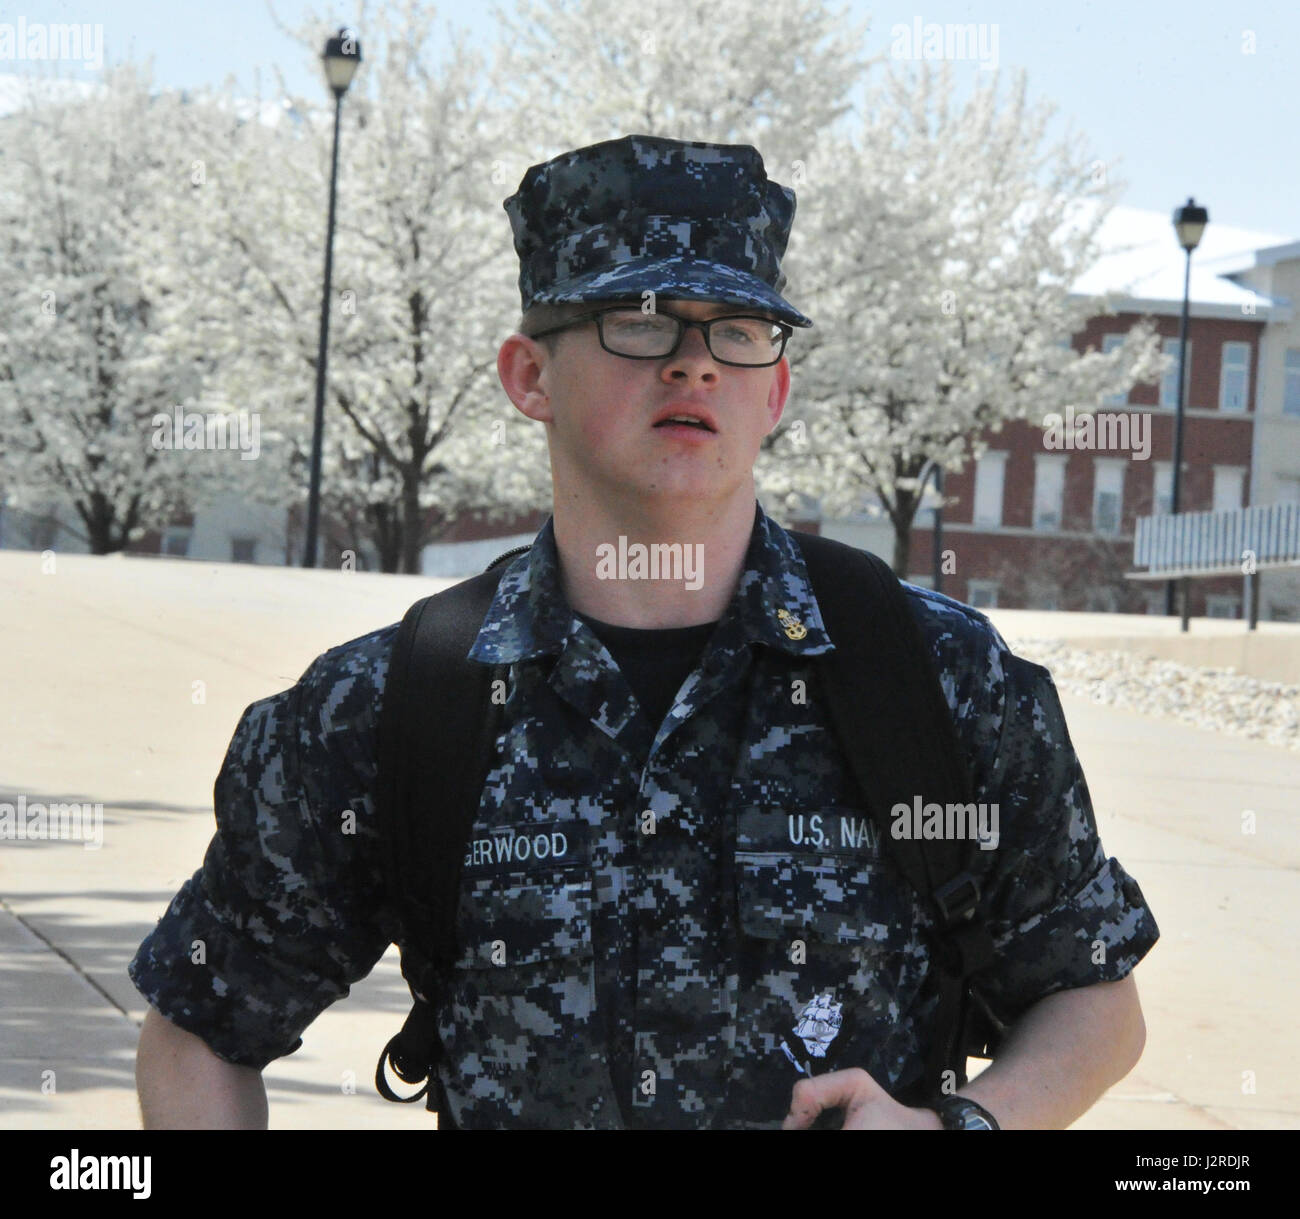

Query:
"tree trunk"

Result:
[[892, 524, 911, 579], [367, 501, 402, 573], [890, 485, 917, 576], [80, 491, 121, 555], [399, 473, 422, 574]]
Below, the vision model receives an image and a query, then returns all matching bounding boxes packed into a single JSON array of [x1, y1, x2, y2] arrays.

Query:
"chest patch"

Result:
[[736, 806, 880, 857], [461, 821, 590, 876]]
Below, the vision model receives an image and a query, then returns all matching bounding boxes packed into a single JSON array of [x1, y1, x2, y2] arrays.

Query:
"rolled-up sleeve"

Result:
[[128, 625, 399, 1069], [969, 649, 1160, 1026]]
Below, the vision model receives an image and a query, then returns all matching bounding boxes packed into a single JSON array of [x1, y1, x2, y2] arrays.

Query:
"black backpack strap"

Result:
[[793, 532, 997, 1101], [373, 562, 512, 1111]]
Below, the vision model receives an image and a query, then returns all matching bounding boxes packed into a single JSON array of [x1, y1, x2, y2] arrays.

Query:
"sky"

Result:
[[2, 0, 1296, 239]]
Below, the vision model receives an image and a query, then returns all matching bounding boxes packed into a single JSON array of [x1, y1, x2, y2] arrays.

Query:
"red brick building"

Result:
[[905, 310, 1264, 615], [867, 205, 1297, 618]]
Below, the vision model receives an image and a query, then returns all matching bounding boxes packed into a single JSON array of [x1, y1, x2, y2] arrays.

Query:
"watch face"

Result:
[[942, 1098, 997, 1130]]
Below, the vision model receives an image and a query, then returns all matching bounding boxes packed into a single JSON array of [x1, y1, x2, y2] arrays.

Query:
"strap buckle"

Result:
[[932, 872, 980, 926]]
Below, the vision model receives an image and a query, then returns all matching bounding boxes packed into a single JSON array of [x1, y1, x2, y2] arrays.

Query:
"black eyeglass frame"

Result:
[[526, 306, 794, 368]]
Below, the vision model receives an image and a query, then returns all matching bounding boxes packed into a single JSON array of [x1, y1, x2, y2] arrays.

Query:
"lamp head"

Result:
[[1173, 197, 1209, 252], [322, 27, 361, 98]]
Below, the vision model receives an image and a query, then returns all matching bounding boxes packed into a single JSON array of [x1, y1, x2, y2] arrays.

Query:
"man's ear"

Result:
[[765, 355, 791, 434], [498, 334, 554, 423]]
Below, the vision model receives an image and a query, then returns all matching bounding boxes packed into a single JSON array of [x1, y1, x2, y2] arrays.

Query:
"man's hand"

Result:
[[781, 975, 1146, 1130], [782, 1069, 943, 1130]]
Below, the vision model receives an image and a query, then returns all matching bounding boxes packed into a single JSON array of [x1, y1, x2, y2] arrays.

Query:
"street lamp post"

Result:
[[930, 465, 944, 594], [911, 458, 946, 593], [302, 27, 362, 569], [1165, 197, 1208, 629]]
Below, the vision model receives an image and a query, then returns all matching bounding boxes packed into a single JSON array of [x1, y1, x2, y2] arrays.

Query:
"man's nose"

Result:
[[663, 322, 719, 382]]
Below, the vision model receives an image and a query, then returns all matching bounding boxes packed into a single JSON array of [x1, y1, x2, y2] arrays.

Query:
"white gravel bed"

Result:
[[1002, 638, 1300, 753]]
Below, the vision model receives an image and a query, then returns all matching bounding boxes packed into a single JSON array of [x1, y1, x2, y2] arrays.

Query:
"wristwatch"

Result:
[[931, 1094, 1000, 1130]]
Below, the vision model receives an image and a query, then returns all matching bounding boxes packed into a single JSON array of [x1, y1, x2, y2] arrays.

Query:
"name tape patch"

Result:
[[736, 806, 879, 857], [462, 821, 589, 875]]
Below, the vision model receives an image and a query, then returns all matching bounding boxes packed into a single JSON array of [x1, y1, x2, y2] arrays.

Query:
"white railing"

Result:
[[1133, 503, 1300, 577]]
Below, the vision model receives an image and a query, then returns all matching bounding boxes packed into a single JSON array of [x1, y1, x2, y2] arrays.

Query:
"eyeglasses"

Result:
[[527, 307, 792, 368]]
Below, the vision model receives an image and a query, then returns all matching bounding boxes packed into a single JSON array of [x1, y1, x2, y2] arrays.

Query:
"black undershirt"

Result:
[[575, 612, 719, 736]]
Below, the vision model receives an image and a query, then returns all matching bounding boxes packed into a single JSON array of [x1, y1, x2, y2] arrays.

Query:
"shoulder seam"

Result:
[[900, 581, 999, 635]]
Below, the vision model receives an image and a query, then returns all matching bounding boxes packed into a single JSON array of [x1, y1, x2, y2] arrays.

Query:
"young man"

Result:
[[132, 135, 1158, 1130]]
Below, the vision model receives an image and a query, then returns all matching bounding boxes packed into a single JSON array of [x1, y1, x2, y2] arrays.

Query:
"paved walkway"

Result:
[[1, 551, 1296, 1128]]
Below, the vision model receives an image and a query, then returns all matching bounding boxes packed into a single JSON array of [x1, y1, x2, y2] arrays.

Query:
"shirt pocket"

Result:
[[732, 804, 914, 958], [454, 869, 594, 968], [434, 865, 618, 1128], [726, 835, 921, 1124], [735, 850, 914, 956]]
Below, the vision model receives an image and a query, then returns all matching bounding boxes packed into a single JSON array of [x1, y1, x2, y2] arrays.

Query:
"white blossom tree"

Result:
[[0, 68, 224, 554], [494, 0, 866, 170], [757, 64, 1167, 573], [172, 0, 538, 572]]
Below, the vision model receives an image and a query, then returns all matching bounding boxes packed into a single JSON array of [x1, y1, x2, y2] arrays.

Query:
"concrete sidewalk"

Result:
[[1, 550, 1296, 1128]]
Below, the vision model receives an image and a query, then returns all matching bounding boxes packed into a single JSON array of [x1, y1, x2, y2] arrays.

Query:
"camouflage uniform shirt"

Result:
[[129, 502, 1159, 1128]]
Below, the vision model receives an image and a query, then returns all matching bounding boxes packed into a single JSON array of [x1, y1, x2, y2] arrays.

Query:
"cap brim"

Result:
[[532, 255, 813, 328]]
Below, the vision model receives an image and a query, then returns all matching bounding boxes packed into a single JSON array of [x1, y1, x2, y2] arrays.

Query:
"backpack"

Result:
[[372, 529, 1002, 1124]]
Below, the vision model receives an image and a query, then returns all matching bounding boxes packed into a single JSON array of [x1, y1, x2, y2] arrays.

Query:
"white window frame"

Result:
[[1153, 462, 1173, 515], [1033, 454, 1067, 530], [1101, 333, 1127, 406], [1284, 349, 1300, 416], [967, 580, 999, 609], [1161, 338, 1191, 408], [1219, 341, 1250, 412], [972, 450, 1009, 527], [1212, 466, 1246, 515], [1093, 459, 1126, 536]]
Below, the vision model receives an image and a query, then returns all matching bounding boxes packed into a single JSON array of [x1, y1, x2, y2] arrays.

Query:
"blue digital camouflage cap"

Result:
[[503, 134, 813, 328]]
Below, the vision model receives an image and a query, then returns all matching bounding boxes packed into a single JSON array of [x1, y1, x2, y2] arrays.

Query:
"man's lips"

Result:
[[651, 403, 718, 433], [654, 421, 715, 438]]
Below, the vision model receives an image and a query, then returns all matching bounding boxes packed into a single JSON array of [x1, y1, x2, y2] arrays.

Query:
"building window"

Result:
[[1101, 334, 1127, 406], [162, 528, 191, 557], [1093, 460, 1125, 535], [967, 580, 999, 608], [1029, 589, 1060, 611], [28, 514, 59, 550], [1143, 591, 1165, 615], [1219, 342, 1250, 412], [1153, 462, 1173, 515], [972, 450, 1008, 527], [1285, 349, 1300, 416], [1033, 455, 1067, 530], [1085, 586, 1119, 612], [1212, 467, 1245, 514], [230, 537, 257, 564], [1160, 338, 1190, 408], [1206, 595, 1240, 619]]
